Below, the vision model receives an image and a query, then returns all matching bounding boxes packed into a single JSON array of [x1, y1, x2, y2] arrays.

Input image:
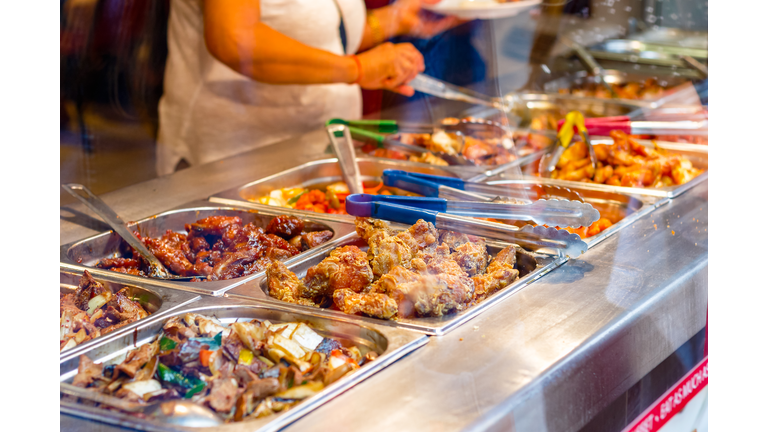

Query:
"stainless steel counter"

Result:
[[59, 129, 708, 432]]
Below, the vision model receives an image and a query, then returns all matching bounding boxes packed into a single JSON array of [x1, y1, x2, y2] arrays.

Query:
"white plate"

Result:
[[425, 0, 542, 20]]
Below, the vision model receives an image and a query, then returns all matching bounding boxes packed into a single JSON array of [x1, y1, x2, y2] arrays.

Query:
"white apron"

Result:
[[156, 0, 366, 176]]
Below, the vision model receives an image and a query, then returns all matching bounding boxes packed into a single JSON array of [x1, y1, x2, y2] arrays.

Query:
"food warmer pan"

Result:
[[60, 203, 356, 296], [226, 230, 563, 336], [491, 140, 709, 200], [59, 296, 428, 432]]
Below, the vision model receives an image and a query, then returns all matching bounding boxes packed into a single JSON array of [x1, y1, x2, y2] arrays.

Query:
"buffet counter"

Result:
[[60, 127, 708, 432]]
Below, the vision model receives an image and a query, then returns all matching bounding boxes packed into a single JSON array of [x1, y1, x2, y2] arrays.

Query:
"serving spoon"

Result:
[[61, 183, 200, 281], [60, 382, 222, 427]]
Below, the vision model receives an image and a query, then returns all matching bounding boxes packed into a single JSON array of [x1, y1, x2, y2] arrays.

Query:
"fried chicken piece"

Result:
[[471, 245, 519, 302], [450, 238, 489, 277], [302, 245, 374, 300], [266, 262, 318, 307], [332, 289, 398, 319], [355, 218, 438, 277], [369, 244, 475, 318]]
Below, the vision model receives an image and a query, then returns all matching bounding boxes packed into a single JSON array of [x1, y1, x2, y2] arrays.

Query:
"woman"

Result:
[[157, 0, 458, 175]]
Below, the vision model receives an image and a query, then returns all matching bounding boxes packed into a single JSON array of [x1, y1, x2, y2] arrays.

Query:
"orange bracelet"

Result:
[[350, 55, 362, 85]]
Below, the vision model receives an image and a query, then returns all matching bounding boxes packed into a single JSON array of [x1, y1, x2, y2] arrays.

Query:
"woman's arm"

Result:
[[202, 0, 424, 94], [359, 0, 462, 52], [203, 0, 357, 85]]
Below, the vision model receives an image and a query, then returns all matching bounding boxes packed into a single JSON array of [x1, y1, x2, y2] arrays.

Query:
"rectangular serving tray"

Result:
[[59, 203, 356, 296], [489, 140, 709, 199], [59, 268, 201, 362], [59, 296, 428, 432], [225, 231, 564, 336]]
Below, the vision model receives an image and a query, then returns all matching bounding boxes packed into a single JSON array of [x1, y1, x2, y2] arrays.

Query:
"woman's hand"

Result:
[[355, 42, 425, 96], [392, 0, 464, 39]]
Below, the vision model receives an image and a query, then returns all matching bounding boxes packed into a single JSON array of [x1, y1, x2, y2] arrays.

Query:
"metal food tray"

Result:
[[60, 204, 356, 296], [59, 268, 201, 361], [59, 296, 428, 432], [586, 39, 708, 68], [540, 69, 694, 103], [226, 232, 563, 336], [490, 140, 709, 199], [209, 157, 479, 216]]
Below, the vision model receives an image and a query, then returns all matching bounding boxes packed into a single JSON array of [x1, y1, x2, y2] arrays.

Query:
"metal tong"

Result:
[[408, 74, 507, 112], [381, 170, 598, 228], [557, 115, 709, 137], [538, 111, 597, 179], [345, 194, 589, 257], [61, 184, 199, 281], [561, 36, 619, 99], [325, 124, 365, 194], [327, 119, 474, 166], [382, 169, 586, 202]]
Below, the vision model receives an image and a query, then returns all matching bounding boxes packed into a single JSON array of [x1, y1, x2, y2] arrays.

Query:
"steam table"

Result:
[[60, 128, 708, 432]]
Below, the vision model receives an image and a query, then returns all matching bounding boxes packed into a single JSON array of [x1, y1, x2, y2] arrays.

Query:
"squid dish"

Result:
[[68, 313, 373, 422], [267, 218, 537, 320], [96, 215, 333, 281]]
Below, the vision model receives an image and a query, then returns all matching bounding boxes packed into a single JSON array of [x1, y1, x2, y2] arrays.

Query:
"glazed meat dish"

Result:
[[96, 215, 333, 281], [548, 130, 703, 187], [267, 218, 535, 320], [61, 271, 150, 352], [69, 313, 373, 422]]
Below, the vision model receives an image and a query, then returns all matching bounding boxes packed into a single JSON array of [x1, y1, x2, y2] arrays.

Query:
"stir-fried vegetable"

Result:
[[256, 181, 400, 215], [70, 313, 378, 422]]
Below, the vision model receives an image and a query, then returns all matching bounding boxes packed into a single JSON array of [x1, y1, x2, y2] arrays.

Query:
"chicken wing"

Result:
[[450, 238, 489, 277], [471, 245, 519, 301], [266, 262, 318, 307], [332, 289, 398, 319], [302, 245, 374, 300], [355, 217, 438, 277]]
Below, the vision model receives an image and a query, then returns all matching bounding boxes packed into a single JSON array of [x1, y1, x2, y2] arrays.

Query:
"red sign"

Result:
[[622, 357, 708, 432]]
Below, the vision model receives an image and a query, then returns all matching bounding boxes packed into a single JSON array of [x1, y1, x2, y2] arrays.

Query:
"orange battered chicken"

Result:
[[550, 130, 702, 187]]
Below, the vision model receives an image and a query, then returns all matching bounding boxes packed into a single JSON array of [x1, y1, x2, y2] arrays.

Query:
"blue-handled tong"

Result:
[[345, 194, 589, 257], [382, 169, 587, 203]]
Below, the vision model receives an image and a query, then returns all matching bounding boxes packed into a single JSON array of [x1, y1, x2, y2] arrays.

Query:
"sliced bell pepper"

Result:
[[157, 363, 205, 392], [199, 349, 214, 367], [158, 336, 178, 351]]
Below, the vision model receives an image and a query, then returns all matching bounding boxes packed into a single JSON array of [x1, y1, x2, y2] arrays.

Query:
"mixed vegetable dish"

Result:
[[69, 313, 374, 422]]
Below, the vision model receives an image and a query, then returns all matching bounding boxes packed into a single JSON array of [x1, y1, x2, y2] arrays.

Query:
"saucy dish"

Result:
[[61, 271, 150, 352], [69, 313, 372, 422], [96, 215, 333, 281], [546, 130, 702, 187], [267, 217, 536, 320], [257, 181, 405, 215]]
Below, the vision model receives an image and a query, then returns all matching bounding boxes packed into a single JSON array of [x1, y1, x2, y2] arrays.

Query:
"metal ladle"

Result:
[[61, 183, 198, 281], [60, 383, 222, 427]]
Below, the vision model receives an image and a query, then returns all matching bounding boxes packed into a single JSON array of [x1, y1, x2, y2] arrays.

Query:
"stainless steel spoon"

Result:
[[60, 383, 222, 427], [61, 184, 199, 281]]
